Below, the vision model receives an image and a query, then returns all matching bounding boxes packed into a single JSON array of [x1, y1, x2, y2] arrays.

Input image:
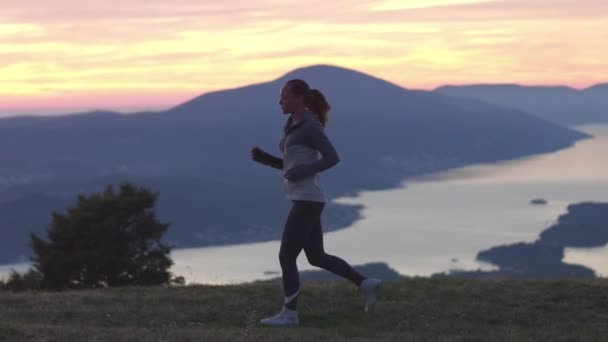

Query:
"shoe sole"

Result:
[[259, 317, 299, 326], [259, 321, 299, 326]]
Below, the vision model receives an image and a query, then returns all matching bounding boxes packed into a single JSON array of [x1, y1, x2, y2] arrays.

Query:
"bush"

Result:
[[30, 183, 179, 290], [1, 269, 44, 292]]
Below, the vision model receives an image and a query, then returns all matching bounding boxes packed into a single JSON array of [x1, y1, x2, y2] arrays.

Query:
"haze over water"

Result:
[[2, 124, 608, 283], [169, 123, 608, 283]]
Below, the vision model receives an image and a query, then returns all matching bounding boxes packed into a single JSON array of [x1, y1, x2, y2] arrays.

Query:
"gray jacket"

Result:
[[257, 111, 339, 202]]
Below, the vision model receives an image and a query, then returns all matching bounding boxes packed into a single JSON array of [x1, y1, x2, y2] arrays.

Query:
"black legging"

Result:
[[279, 200, 366, 305]]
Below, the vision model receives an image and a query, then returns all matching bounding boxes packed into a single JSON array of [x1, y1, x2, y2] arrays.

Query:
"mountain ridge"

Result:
[[0, 64, 591, 264]]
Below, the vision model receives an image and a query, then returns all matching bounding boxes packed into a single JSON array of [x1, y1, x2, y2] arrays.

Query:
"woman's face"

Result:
[[279, 83, 302, 115]]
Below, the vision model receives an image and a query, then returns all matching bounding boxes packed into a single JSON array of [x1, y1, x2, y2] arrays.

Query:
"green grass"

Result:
[[1, 277, 608, 341]]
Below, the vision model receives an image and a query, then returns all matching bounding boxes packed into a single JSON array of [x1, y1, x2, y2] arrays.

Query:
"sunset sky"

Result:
[[1, 0, 606, 114]]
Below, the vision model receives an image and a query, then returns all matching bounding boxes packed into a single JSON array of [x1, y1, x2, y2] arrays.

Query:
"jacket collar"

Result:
[[284, 111, 314, 135]]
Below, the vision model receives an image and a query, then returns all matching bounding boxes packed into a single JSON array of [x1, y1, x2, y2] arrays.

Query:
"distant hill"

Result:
[[437, 202, 608, 278], [0, 64, 590, 264], [266, 262, 403, 282], [435, 83, 608, 126]]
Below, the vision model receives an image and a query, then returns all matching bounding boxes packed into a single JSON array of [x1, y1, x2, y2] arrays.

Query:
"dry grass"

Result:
[[1, 277, 608, 341]]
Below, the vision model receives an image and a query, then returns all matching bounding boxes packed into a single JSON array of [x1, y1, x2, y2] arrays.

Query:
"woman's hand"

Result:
[[251, 146, 265, 161], [284, 165, 313, 182]]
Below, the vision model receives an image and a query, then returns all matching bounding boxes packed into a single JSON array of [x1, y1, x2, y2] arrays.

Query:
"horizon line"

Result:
[[2, 76, 605, 117]]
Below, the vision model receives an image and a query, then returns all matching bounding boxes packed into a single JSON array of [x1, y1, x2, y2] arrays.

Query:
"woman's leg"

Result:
[[279, 200, 314, 311], [303, 202, 366, 287]]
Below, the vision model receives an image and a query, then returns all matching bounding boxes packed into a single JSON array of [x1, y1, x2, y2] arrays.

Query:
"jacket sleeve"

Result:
[[255, 151, 284, 170], [296, 122, 340, 177]]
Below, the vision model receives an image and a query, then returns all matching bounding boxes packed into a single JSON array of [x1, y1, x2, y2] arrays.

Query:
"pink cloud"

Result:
[[1, 0, 606, 112]]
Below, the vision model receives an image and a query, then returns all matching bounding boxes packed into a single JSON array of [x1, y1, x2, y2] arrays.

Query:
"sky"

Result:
[[1, 0, 607, 114]]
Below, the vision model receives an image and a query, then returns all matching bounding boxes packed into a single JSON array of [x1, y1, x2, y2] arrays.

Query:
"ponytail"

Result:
[[286, 79, 331, 127], [305, 89, 330, 127]]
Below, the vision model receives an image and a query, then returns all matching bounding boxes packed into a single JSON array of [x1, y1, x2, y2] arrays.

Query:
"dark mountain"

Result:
[[267, 262, 403, 281], [435, 83, 608, 126], [0, 64, 590, 264], [585, 83, 608, 93]]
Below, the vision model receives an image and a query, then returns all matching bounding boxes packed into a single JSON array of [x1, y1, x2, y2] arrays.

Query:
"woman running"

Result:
[[251, 79, 382, 326]]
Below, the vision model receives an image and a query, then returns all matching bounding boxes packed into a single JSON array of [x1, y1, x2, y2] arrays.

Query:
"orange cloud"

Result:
[[1, 0, 606, 113]]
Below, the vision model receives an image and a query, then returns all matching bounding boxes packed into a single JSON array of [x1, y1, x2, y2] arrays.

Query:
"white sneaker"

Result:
[[259, 306, 299, 326], [359, 278, 383, 313]]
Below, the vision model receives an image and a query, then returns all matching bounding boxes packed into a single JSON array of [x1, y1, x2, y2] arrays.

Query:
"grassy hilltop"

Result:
[[1, 277, 608, 341]]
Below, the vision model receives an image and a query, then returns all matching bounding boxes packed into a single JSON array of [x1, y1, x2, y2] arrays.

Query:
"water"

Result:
[[2, 124, 608, 283], [173, 123, 608, 283]]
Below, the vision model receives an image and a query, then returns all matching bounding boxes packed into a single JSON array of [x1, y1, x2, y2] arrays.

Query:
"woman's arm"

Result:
[[252, 147, 284, 170], [259, 151, 284, 170], [284, 122, 339, 181], [306, 123, 340, 173]]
